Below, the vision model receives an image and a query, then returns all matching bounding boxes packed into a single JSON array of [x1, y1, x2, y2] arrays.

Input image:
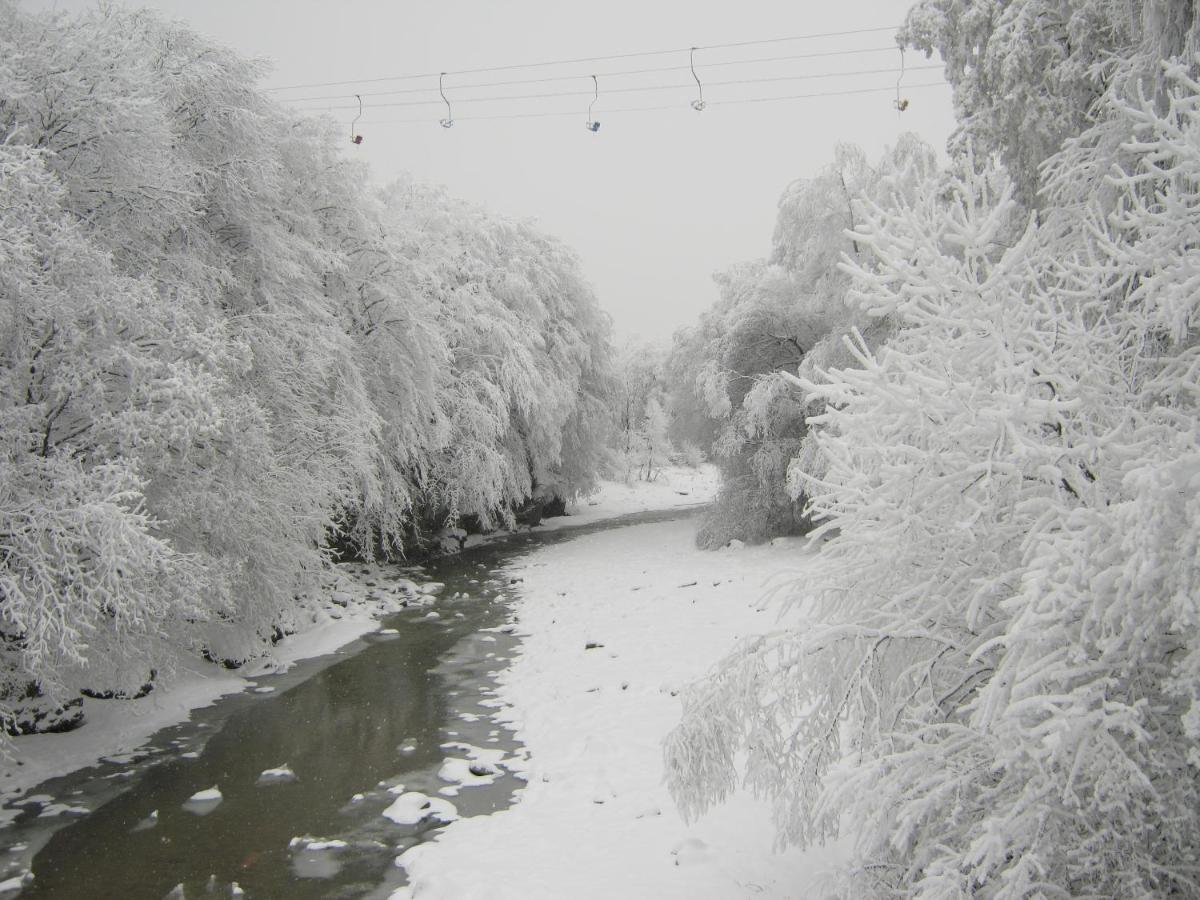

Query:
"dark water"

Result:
[[0, 507, 698, 900]]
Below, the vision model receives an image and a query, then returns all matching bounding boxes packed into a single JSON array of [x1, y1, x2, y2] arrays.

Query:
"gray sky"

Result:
[[29, 0, 956, 343]]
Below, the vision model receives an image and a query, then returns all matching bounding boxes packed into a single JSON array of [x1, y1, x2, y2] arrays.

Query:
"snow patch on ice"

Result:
[[382, 792, 458, 826]]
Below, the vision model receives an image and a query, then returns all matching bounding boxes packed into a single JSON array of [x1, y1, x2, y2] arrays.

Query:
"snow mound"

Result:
[[382, 792, 458, 826], [435, 743, 507, 795]]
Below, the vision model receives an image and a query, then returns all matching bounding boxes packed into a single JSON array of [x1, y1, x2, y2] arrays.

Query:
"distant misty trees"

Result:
[[0, 4, 610, 729], [606, 339, 688, 483], [665, 138, 938, 547], [667, 1, 1200, 896]]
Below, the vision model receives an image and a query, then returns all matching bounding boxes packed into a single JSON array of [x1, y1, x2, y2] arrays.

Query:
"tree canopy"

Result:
[[0, 2, 611, 728], [667, 3, 1200, 896]]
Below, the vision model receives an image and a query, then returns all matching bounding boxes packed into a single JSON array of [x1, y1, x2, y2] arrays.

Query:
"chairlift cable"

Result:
[[264, 25, 902, 93], [280, 45, 900, 105], [297, 64, 941, 113]]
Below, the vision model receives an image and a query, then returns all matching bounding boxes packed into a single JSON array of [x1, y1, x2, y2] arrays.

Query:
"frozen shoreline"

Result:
[[0, 466, 717, 817], [0, 586, 390, 820], [393, 508, 847, 897]]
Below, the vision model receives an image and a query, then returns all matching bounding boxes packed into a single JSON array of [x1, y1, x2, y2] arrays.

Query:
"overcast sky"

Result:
[[29, 0, 956, 343]]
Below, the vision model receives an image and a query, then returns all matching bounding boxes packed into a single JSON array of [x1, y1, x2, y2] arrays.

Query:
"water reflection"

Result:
[[5, 508, 698, 899]]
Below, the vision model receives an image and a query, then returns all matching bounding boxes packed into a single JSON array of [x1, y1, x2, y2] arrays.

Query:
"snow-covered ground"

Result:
[[545, 464, 717, 528], [0, 466, 716, 818], [393, 514, 847, 898]]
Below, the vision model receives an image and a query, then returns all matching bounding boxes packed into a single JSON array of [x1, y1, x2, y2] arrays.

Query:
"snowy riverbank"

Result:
[[393, 514, 846, 898], [0, 467, 716, 819], [0, 576, 404, 821]]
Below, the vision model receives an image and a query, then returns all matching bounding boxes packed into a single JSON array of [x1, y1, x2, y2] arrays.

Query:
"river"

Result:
[[0, 508, 697, 899]]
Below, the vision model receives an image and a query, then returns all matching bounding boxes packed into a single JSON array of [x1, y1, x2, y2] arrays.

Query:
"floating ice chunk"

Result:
[[378, 628, 399, 635], [291, 843, 343, 879], [382, 792, 458, 826], [289, 836, 348, 851], [0, 872, 31, 893], [179, 752, 200, 760], [257, 764, 297, 785], [131, 809, 159, 831], [101, 751, 148, 765], [37, 803, 88, 818], [183, 786, 222, 815], [252, 686, 275, 694], [307, 840, 347, 851]]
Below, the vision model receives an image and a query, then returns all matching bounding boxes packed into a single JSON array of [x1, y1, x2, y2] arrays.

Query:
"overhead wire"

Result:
[[293, 64, 941, 112], [280, 45, 901, 105], [347, 80, 948, 125], [264, 25, 902, 93]]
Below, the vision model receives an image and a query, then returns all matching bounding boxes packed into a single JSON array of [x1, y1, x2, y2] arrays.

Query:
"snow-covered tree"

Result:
[[608, 339, 678, 481], [667, 73, 1200, 895], [0, 143, 208, 717], [0, 1, 612, 727], [379, 183, 611, 533], [668, 138, 937, 548], [901, 0, 1200, 202]]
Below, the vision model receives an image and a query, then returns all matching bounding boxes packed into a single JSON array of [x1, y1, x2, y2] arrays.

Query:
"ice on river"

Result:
[[394, 514, 849, 899]]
